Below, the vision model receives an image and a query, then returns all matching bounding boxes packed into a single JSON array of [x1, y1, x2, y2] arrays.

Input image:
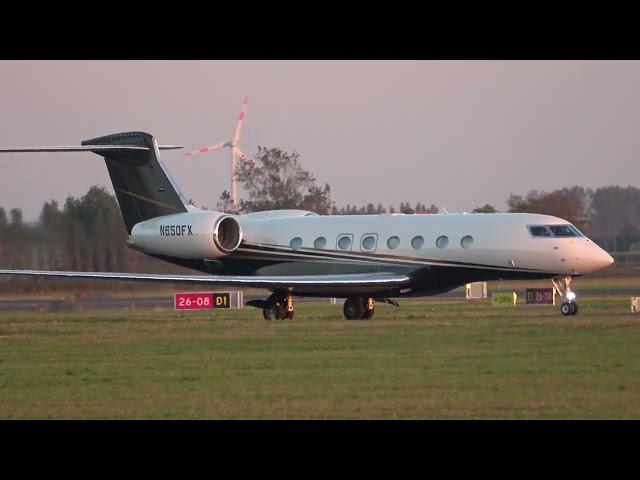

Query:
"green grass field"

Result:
[[1, 298, 639, 419]]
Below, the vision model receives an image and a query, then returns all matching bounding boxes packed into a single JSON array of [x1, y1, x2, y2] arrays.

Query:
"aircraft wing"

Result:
[[0, 269, 410, 292]]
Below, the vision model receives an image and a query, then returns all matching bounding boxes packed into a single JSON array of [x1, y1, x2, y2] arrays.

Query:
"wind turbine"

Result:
[[185, 96, 249, 210]]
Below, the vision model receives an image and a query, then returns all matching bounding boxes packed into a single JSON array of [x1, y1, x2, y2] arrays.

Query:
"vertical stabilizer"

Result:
[[81, 132, 188, 233]]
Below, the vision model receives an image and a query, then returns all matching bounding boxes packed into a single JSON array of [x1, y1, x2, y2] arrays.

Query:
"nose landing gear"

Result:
[[552, 275, 579, 316]]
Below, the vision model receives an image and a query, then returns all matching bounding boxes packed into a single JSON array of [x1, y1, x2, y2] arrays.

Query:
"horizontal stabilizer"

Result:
[[0, 131, 189, 235], [0, 145, 182, 153], [0, 269, 410, 291]]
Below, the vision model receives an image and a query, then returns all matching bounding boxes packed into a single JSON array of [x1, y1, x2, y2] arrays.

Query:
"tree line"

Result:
[[0, 186, 193, 294]]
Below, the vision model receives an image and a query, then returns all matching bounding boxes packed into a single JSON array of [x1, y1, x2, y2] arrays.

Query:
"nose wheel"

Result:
[[553, 275, 579, 316], [560, 301, 579, 316]]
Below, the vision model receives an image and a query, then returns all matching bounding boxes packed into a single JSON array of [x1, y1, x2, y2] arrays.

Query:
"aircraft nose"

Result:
[[590, 246, 614, 272]]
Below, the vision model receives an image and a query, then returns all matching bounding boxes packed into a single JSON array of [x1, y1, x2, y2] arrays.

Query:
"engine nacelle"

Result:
[[129, 211, 243, 259]]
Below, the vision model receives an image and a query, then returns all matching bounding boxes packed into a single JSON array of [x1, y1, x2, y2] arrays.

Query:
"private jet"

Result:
[[0, 132, 614, 319]]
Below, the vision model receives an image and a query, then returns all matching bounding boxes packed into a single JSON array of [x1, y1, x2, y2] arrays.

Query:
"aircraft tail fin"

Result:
[[81, 132, 189, 234]]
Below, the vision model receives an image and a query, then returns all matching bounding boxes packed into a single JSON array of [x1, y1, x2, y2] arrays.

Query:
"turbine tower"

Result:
[[185, 96, 248, 210]]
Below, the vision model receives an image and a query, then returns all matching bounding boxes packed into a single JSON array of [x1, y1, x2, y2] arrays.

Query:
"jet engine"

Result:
[[129, 211, 243, 259]]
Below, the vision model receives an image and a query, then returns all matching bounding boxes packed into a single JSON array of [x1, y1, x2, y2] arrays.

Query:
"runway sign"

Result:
[[174, 292, 230, 310], [465, 282, 487, 299], [525, 288, 556, 305], [491, 292, 517, 306]]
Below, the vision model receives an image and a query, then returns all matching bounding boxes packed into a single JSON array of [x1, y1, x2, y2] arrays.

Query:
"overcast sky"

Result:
[[1, 60, 639, 221]]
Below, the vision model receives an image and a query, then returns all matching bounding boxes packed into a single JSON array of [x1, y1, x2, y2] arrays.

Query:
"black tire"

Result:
[[561, 302, 573, 316], [343, 297, 364, 320], [362, 307, 375, 319], [263, 306, 276, 321], [275, 303, 287, 320], [571, 302, 579, 315]]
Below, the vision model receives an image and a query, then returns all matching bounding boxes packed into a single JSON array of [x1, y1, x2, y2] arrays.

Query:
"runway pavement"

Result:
[[0, 292, 465, 312], [0, 289, 636, 312]]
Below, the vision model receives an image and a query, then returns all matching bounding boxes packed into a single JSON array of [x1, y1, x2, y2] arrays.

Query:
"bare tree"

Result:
[[235, 147, 333, 214], [507, 187, 590, 232], [590, 186, 640, 251], [472, 204, 498, 213]]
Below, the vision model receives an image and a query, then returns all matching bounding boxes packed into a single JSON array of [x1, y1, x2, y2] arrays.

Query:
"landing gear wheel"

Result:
[[362, 308, 375, 319], [263, 306, 276, 321], [571, 302, 579, 315], [258, 291, 295, 321], [275, 303, 287, 320], [343, 297, 365, 320], [561, 302, 575, 316]]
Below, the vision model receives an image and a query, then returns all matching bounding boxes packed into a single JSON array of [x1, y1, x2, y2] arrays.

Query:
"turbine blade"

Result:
[[185, 142, 226, 157], [232, 96, 248, 146]]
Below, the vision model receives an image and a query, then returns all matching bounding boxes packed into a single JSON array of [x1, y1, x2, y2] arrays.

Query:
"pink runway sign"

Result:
[[174, 292, 230, 310]]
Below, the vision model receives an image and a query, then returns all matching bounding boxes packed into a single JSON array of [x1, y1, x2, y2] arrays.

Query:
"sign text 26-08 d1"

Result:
[[174, 292, 230, 310]]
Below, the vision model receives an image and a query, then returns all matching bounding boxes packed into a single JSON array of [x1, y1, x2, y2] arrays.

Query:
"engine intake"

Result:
[[213, 216, 243, 253]]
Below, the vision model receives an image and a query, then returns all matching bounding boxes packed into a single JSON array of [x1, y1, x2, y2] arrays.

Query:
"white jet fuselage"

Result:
[[128, 209, 613, 297]]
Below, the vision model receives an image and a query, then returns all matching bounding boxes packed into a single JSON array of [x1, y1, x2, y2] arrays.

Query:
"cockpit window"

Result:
[[549, 225, 577, 237], [567, 225, 584, 237], [528, 224, 583, 238], [529, 226, 552, 237]]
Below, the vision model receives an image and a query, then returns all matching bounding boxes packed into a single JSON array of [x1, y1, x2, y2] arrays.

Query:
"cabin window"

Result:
[[436, 235, 449, 249], [290, 237, 303, 250], [337, 234, 353, 251], [387, 236, 400, 250], [361, 234, 378, 252], [314, 236, 327, 249], [461, 235, 474, 249], [411, 236, 424, 249]]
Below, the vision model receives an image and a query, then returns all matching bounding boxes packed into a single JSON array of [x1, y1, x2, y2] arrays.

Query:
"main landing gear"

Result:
[[263, 292, 294, 321], [247, 291, 295, 321], [342, 297, 400, 320], [247, 293, 399, 321], [343, 297, 376, 320], [552, 275, 579, 316]]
